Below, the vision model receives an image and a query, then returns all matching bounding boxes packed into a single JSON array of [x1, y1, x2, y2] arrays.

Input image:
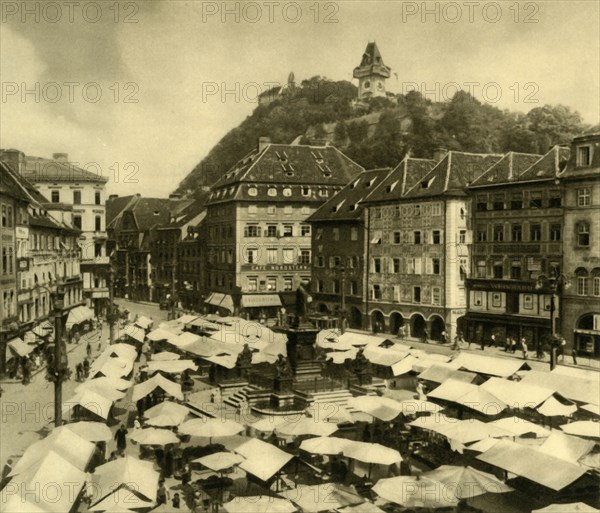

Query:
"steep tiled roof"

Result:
[[519, 146, 570, 181], [1, 161, 31, 202], [354, 42, 391, 78], [109, 196, 195, 233], [364, 157, 436, 204], [208, 143, 364, 204], [1, 160, 50, 204], [469, 152, 542, 187], [558, 133, 599, 180], [23, 156, 108, 183], [404, 152, 503, 199], [308, 168, 391, 222], [106, 195, 138, 227], [158, 201, 206, 229]]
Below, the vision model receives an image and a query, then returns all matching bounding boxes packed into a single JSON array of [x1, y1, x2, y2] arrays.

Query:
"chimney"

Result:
[[169, 193, 182, 200], [53, 153, 69, 162], [108, 194, 119, 201], [433, 148, 447, 163], [0, 149, 26, 174], [258, 137, 271, 153]]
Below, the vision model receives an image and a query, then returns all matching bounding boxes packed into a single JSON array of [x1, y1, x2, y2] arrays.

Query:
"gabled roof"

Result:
[[109, 196, 195, 233], [23, 155, 108, 183], [106, 195, 139, 227], [207, 143, 364, 204], [559, 132, 600, 180], [1, 161, 31, 202], [364, 157, 436, 204], [308, 168, 391, 222], [404, 151, 503, 199], [158, 201, 206, 229], [518, 145, 570, 181], [469, 152, 543, 187]]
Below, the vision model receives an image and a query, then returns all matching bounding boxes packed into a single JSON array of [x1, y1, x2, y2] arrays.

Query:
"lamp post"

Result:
[[50, 286, 66, 427], [536, 269, 570, 370], [338, 264, 346, 334]]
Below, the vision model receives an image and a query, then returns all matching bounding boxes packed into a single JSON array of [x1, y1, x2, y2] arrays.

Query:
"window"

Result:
[[284, 278, 293, 291], [530, 224, 542, 241], [593, 277, 600, 297], [477, 227, 487, 242], [511, 224, 522, 241], [244, 225, 261, 237], [316, 280, 324, 293], [319, 189, 329, 197], [577, 188, 591, 207], [246, 248, 258, 263], [351, 227, 358, 241], [283, 248, 294, 263], [282, 225, 293, 237], [414, 205, 421, 216], [283, 187, 292, 197], [510, 262, 522, 280], [577, 146, 591, 166], [267, 206, 276, 215], [510, 193, 523, 210], [51, 190, 60, 203], [393, 258, 400, 273], [433, 258, 440, 275], [316, 256, 325, 267], [493, 293, 503, 308], [330, 256, 341, 268], [473, 291, 483, 306], [549, 194, 561, 208], [302, 186, 311, 196], [94, 243, 102, 257], [493, 225, 504, 242], [413, 286, 421, 303], [332, 279, 340, 294], [95, 215, 102, 231], [301, 225, 311, 237], [266, 225, 277, 237], [248, 278, 257, 291], [350, 281, 358, 295], [393, 231, 401, 244], [550, 224, 561, 241], [432, 287, 441, 305], [477, 260, 486, 278], [73, 215, 82, 230], [95, 191, 101, 205], [530, 192, 542, 208], [493, 263, 503, 279], [459, 230, 466, 244], [248, 187, 258, 196], [372, 284, 382, 300], [248, 205, 258, 215], [413, 231, 421, 244], [267, 187, 277, 196], [333, 228, 340, 241], [373, 258, 382, 273], [266, 277, 277, 291], [1, 205, 5, 227], [267, 248, 278, 264], [493, 194, 504, 210], [577, 274, 588, 296], [350, 256, 360, 269], [577, 222, 590, 247], [6, 206, 13, 228], [431, 203, 442, 216], [299, 250, 311, 264], [283, 205, 293, 215], [476, 195, 488, 211], [73, 190, 81, 204]]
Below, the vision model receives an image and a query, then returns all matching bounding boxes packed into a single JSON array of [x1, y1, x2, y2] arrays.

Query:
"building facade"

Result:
[[559, 133, 600, 357], [464, 149, 566, 347], [177, 223, 206, 312], [203, 138, 363, 319]]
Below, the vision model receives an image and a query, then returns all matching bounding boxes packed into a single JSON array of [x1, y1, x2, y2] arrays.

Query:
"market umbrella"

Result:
[[151, 351, 180, 361], [144, 401, 190, 426], [145, 414, 187, 427], [532, 503, 599, 513], [194, 451, 245, 472], [560, 421, 600, 439], [423, 465, 514, 499], [89, 487, 153, 511], [347, 396, 403, 421], [373, 475, 459, 509], [179, 418, 244, 442], [281, 483, 364, 512], [299, 436, 354, 455], [275, 416, 338, 437], [249, 416, 286, 433], [82, 376, 132, 390], [399, 399, 443, 416], [342, 441, 402, 465], [305, 402, 354, 424], [54, 421, 113, 442], [129, 427, 180, 446], [223, 496, 297, 513]]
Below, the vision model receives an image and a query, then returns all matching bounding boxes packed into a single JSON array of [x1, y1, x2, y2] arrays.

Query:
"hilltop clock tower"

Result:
[[353, 41, 391, 100]]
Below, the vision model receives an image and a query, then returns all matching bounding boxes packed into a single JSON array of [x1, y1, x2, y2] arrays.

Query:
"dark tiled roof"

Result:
[[1, 160, 51, 204], [558, 133, 600, 180], [404, 152, 503, 199], [469, 152, 543, 187], [519, 146, 570, 181], [208, 143, 364, 204], [23, 156, 108, 183], [159, 201, 206, 229], [354, 42, 391, 78], [365, 157, 436, 204], [1, 161, 31, 202], [109, 196, 195, 233], [106, 195, 138, 227], [308, 168, 392, 222]]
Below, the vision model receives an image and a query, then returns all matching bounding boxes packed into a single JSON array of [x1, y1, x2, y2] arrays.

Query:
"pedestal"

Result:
[[274, 377, 293, 393], [355, 370, 372, 386]]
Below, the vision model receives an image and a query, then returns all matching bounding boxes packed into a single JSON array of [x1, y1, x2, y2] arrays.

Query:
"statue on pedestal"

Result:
[[275, 354, 293, 379], [353, 348, 372, 385], [235, 343, 253, 378]]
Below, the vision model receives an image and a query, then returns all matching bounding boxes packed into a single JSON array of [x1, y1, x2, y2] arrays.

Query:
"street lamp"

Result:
[[536, 269, 570, 370], [48, 286, 67, 427], [338, 263, 347, 334]]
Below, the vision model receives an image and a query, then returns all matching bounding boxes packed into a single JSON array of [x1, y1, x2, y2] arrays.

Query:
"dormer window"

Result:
[[248, 187, 258, 197], [577, 146, 591, 167], [267, 187, 277, 197], [283, 187, 292, 197], [302, 186, 311, 196], [386, 181, 398, 193]]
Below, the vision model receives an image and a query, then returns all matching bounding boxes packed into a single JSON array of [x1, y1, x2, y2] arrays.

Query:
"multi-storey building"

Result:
[[559, 133, 600, 357], [308, 168, 395, 330], [177, 222, 205, 312], [204, 138, 363, 319], [364, 151, 502, 341], [0, 150, 110, 316], [0, 161, 83, 373], [150, 201, 205, 305], [464, 149, 568, 346]]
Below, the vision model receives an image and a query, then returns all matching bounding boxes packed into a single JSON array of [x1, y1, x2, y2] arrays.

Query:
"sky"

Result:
[[1, 0, 599, 198]]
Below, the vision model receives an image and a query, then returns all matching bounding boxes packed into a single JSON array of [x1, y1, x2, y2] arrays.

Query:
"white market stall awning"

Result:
[[235, 438, 294, 482], [537, 396, 578, 417], [281, 484, 363, 512], [63, 389, 114, 420], [538, 432, 595, 464], [66, 305, 94, 326], [418, 364, 479, 385], [92, 456, 159, 504], [481, 376, 555, 409], [7, 337, 34, 358], [121, 323, 145, 343], [131, 374, 183, 402], [520, 370, 599, 406], [134, 315, 154, 329], [451, 352, 528, 377], [240, 294, 282, 308], [363, 345, 408, 367], [490, 416, 551, 438], [147, 328, 179, 343], [194, 451, 245, 472], [147, 359, 197, 374]]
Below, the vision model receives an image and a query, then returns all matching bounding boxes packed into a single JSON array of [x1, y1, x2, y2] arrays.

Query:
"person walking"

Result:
[[572, 348, 578, 365], [86, 341, 92, 358], [520, 337, 528, 360], [480, 336, 485, 351], [76, 362, 84, 382], [83, 357, 90, 378], [157, 480, 169, 505], [115, 424, 128, 456], [489, 334, 496, 348]]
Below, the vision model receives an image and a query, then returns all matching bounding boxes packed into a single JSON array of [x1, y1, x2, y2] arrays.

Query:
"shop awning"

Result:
[[7, 337, 34, 358], [32, 320, 54, 337], [240, 294, 282, 308], [451, 353, 528, 377], [66, 306, 94, 326]]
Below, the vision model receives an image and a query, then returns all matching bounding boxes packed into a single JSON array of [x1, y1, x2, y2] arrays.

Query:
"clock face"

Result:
[[364, 81, 371, 89]]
